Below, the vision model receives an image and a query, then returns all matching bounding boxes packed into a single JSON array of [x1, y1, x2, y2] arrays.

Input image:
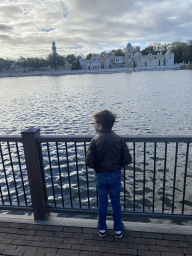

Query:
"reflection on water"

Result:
[[0, 70, 192, 136], [0, 70, 192, 220]]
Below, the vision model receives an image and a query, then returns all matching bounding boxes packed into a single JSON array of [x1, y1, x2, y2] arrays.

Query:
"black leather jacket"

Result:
[[85, 130, 132, 173]]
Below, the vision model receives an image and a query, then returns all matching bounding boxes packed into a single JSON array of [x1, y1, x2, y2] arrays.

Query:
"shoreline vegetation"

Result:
[[0, 64, 182, 78]]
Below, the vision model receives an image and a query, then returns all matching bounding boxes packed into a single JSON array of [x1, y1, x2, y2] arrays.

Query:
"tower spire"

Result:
[[52, 41, 56, 54]]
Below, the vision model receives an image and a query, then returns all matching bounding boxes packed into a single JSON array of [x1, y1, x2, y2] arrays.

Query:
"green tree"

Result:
[[39, 58, 47, 68], [16, 57, 47, 69], [141, 43, 169, 55], [0, 58, 13, 70], [169, 41, 191, 63], [85, 53, 92, 59], [16, 57, 27, 67], [189, 45, 192, 62], [111, 49, 125, 56], [47, 53, 65, 70], [141, 45, 156, 55], [116, 49, 125, 56], [66, 54, 77, 65], [71, 58, 82, 70], [66, 54, 82, 70], [28, 58, 42, 68], [133, 46, 141, 54], [151, 43, 169, 54]]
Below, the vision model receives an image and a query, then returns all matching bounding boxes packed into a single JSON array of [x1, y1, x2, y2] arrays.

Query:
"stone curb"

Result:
[[0, 214, 192, 236]]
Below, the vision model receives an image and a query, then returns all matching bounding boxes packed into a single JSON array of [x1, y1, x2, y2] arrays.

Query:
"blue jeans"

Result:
[[96, 171, 122, 231]]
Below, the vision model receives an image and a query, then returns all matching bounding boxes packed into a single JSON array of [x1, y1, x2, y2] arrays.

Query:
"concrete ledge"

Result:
[[0, 213, 192, 236]]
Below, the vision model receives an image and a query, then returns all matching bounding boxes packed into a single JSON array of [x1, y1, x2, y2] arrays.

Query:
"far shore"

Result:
[[0, 65, 182, 78]]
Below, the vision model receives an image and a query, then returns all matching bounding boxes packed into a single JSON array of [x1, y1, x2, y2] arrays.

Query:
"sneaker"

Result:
[[115, 222, 124, 239], [98, 230, 106, 237]]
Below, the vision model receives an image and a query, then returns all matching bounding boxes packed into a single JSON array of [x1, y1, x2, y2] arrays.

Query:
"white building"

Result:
[[79, 42, 174, 70], [10, 63, 23, 73], [114, 56, 125, 68], [79, 55, 101, 70]]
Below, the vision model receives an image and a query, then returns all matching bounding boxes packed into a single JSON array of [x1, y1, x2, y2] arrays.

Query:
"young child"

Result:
[[85, 110, 132, 238]]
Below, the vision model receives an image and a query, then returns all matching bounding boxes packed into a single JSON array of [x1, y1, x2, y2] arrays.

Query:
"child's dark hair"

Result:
[[93, 110, 117, 130]]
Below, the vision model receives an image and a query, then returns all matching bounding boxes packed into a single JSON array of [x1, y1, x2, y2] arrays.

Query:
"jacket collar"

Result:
[[100, 129, 114, 135]]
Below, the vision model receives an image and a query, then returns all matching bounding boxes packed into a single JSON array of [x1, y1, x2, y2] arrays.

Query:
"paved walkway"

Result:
[[0, 214, 192, 256]]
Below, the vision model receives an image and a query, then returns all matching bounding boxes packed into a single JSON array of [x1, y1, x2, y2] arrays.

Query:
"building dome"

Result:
[[127, 42, 132, 48]]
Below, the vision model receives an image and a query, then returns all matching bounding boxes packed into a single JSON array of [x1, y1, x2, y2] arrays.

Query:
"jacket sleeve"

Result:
[[121, 138, 132, 166], [85, 139, 96, 168]]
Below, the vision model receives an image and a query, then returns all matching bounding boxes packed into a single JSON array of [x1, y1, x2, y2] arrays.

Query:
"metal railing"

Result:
[[0, 135, 32, 211], [0, 128, 192, 221]]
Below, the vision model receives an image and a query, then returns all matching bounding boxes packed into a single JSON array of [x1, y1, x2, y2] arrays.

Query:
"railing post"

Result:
[[22, 128, 49, 220]]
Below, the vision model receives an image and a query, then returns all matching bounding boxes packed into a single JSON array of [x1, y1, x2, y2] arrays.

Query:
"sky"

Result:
[[1, 0, 192, 60]]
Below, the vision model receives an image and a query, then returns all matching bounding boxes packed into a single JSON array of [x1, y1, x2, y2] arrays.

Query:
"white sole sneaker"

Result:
[[115, 231, 123, 238], [115, 222, 124, 238], [98, 230, 106, 237]]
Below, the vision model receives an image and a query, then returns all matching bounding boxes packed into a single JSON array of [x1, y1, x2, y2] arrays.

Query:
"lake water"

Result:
[[0, 70, 192, 136], [0, 70, 192, 220]]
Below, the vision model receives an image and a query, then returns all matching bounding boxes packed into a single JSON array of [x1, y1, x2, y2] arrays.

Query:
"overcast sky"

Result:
[[1, 0, 192, 60]]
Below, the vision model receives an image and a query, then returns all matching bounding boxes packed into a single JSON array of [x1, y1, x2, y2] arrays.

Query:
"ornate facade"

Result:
[[79, 42, 174, 70]]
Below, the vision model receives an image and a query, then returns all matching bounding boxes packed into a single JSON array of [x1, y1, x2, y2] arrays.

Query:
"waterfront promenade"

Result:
[[0, 64, 181, 78], [0, 214, 192, 256]]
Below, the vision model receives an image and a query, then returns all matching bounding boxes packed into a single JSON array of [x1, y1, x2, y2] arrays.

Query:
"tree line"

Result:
[[15, 54, 81, 70], [1, 41, 192, 71], [0, 53, 82, 71]]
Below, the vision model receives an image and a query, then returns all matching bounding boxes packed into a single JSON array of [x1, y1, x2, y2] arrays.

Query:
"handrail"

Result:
[[0, 135, 22, 142], [1, 134, 192, 143], [36, 134, 192, 143], [36, 135, 93, 142]]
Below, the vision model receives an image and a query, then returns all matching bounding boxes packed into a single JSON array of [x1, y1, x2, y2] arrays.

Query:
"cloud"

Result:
[[0, 34, 11, 40], [0, 0, 192, 59], [0, 25, 13, 31]]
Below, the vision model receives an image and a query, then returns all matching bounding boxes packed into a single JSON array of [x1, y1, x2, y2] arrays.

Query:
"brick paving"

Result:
[[0, 215, 192, 256]]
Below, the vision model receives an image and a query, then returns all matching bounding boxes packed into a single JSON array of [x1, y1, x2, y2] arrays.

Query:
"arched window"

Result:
[[164, 59, 165, 65], [159, 60, 160, 66]]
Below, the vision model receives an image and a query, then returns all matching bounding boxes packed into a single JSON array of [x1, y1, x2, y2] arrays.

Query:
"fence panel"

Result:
[[0, 133, 192, 220], [41, 141, 97, 210], [37, 135, 192, 219], [0, 137, 31, 210]]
